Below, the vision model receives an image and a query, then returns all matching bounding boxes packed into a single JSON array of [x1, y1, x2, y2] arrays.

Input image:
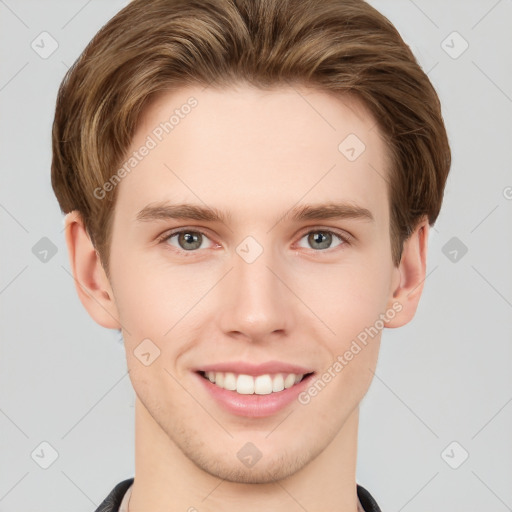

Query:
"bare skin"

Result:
[[65, 84, 428, 512]]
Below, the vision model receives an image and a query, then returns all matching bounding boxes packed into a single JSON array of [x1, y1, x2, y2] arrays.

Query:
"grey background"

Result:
[[0, 0, 511, 511]]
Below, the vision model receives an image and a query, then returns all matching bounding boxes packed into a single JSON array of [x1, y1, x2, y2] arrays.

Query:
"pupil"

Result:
[[177, 231, 333, 251], [180, 232, 201, 250], [309, 231, 331, 250]]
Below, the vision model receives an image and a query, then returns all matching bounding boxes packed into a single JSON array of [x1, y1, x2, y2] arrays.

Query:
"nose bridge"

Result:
[[218, 238, 292, 339]]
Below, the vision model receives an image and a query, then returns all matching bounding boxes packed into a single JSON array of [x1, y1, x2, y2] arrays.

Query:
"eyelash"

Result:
[[156, 227, 353, 255]]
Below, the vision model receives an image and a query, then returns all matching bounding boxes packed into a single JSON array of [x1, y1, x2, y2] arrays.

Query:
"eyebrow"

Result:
[[136, 201, 374, 224]]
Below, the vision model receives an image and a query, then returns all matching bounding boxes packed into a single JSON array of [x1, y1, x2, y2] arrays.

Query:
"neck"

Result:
[[128, 397, 361, 512]]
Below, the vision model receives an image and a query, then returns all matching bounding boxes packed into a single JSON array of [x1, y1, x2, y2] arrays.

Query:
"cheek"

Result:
[[111, 252, 201, 336], [291, 256, 392, 341], [111, 228, 394, 344], [111, 258, 211, 389]]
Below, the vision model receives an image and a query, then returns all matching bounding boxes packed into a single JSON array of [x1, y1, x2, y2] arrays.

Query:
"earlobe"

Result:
[[64, 211, 121, 329], [385, 216, 429, 328]]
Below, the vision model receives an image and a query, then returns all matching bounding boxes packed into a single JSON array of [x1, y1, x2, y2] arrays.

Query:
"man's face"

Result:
[[107, 84, 400, 483]]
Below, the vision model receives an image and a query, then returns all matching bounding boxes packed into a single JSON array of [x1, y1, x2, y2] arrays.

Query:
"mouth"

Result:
[[197, 370, 315, 395], [193, 361, 316, 417]]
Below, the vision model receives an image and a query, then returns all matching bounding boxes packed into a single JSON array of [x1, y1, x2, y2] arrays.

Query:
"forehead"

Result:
[[113, 84, 391, 229]]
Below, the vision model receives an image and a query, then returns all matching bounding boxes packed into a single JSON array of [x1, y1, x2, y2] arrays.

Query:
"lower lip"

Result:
[[194, 372, 315, 418]]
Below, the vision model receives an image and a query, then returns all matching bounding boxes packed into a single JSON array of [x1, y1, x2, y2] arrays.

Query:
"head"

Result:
[[52, 0, 450, 484]]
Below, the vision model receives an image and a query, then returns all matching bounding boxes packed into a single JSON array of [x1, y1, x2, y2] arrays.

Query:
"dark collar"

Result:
[[94, 478, 382, 512]]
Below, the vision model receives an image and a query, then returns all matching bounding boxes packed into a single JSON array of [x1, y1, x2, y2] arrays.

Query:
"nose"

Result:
[[216, 246, 295, 343]]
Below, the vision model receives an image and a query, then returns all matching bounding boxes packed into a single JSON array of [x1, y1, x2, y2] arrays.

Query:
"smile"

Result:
[[199, 371, 312, 395]]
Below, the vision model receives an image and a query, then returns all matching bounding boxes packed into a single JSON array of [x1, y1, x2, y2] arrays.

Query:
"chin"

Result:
[[193, 447, 312, 484]]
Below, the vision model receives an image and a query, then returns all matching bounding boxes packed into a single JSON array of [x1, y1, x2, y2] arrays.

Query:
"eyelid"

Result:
[[295, 226, 354, 245], [156, 225, 354, 253], [156, 227, 218, 248]]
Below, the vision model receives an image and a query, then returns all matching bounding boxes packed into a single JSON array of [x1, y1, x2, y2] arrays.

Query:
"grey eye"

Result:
[[297, 230, 343, 250], [167, 230, 212, 251]]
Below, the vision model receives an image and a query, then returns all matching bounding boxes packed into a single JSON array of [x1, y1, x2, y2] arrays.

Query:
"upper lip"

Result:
[[195, 361, 315, 376]]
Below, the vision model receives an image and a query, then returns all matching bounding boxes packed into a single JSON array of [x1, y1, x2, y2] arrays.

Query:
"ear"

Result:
[[64, 211, 121, 329], [385, 216, 429, 328]]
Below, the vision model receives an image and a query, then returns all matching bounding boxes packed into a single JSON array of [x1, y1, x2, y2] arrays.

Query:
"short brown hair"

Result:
[[51, 0, 451, 276]]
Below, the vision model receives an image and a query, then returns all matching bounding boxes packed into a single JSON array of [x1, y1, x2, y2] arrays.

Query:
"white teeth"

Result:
[[223, 372, 237, 391], [202, 371, 307, 395], [254, 375, 273, 395], [284, 374, 296, 389], [272, 374, 285, 392], [237, 374, 255, 394]]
